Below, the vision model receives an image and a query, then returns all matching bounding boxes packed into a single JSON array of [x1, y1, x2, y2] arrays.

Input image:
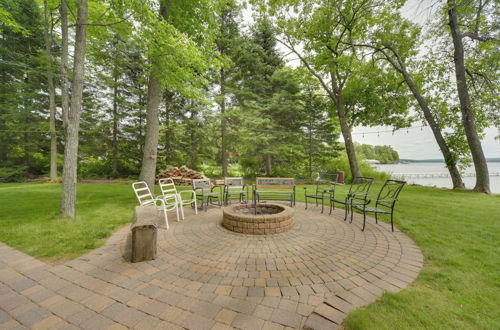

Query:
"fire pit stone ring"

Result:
[[222, 203, 294, 235]]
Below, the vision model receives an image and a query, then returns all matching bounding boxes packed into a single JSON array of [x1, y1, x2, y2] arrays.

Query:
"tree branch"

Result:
[[462, 31, 499, 43], [70, 12, 133, 27], [276, 35, 336, 102]]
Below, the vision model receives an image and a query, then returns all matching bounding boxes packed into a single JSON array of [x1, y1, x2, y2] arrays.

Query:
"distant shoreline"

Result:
[[398, 158, 500, 163]]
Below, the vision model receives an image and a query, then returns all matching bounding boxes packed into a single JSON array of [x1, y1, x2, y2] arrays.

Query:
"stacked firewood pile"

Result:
[[155, 166, 206, 185]]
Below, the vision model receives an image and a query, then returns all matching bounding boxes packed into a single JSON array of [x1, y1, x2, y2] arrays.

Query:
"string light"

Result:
[[350, 125, 427, 136]]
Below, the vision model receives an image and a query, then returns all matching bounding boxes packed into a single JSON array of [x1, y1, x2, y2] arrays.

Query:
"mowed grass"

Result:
[[0, 183, 135, 261], [0, 182, 499, 328]]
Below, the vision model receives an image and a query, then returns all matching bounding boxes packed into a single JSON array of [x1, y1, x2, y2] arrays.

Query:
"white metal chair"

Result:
[[158, 178, 198, 220], [132, 181, 179, 229]]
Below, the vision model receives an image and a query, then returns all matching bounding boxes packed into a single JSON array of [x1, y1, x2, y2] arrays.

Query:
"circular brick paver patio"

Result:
[[0, 204, 423, 329]]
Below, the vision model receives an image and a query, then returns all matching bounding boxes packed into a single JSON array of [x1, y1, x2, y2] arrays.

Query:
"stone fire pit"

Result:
[[222, 203, 294, 235]]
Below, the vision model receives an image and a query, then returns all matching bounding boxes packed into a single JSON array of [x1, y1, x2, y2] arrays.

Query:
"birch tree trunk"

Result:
[[139, 0, 171, 189], [447, 0, 490, 193], [60, 0, 88, 218], [220, 68, 228, 177], [43, 0, 57, 180]]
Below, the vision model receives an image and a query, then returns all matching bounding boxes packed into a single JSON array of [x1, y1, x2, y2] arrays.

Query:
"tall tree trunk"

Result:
[[188, 107, 199, 170], [164, 91, 173, 166], [44, 0, 57, 180], [60, 0, 69, 134], [328, 68, 361, 180], [265, 154, 272, 176], [308, 116, 313, 179], [337, 100, 360, 180], [60, 0, 88, 218], [139, 73, 161, 188], [138, 93, 144, 155], [403, 73, 465, 188], [448, 0, 490, 193], [111, 57, 119, 177], [220, 68, 228, 177], [383, 48, 466, 189], [138, 0, 170, 189]]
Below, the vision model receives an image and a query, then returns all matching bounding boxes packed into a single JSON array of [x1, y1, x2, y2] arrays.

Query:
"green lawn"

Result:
[[0, 182, 498, 328]]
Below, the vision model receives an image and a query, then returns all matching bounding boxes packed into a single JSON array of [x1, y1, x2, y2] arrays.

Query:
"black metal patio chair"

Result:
[[304, 175, 338, 213], [224, 177, 248, 205], [351, 179, 406, 232], [192, 179, 223, 211], [329, 176, 374, 221]]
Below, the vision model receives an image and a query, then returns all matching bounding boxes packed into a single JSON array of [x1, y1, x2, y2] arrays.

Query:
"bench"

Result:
[[253, 177, 296, 207], [130, 206, 158, 263]]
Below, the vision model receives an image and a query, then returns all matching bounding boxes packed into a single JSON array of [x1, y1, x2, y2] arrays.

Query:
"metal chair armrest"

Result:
[[157, 195, 177, 205]]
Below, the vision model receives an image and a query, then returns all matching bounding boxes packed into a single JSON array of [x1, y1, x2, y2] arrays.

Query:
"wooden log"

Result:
[[131, 206, 157, 263]]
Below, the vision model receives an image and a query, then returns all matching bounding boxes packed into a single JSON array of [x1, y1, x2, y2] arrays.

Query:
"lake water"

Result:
[[374, 162, 500, 194]]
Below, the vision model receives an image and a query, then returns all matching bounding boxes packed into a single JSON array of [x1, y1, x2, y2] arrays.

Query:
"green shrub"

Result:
[[0, 166, 29, 182], [78, 157, 110, 178]]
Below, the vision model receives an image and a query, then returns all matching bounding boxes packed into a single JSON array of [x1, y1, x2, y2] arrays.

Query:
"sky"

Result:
[[241, 0, 500, 160]]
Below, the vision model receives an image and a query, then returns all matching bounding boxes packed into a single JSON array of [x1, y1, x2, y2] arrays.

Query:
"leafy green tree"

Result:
[[350, 10, 467, 189], [355, 144, 399, 164], [233, 19, 304, 175], [267, 0, 412, 180], [301, 81, 341, 178], [215, 2, 240, 176], [137, 0, 221, 189], [0, 0, 46, 181], [445, 0, 498, 193]]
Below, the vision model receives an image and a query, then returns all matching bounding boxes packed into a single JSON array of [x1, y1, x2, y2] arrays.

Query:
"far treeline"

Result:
[[0, 0, 497, 218], [356, 144, 399, 164]]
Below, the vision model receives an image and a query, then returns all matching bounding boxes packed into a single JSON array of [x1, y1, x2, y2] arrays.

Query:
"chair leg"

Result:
[[179, 202, 185, 220], [175, 204, 180, 222], [391, 213, 394, 232], [329, 201, 333, 215], [193, 199, 198, 215], [375, 212, 378, 224], [163, 207, 169, 229], [362, 211, 366, 231], [350, 206, 354, 223], [321, 199, 324, 213], [305, 197, 308, 209]]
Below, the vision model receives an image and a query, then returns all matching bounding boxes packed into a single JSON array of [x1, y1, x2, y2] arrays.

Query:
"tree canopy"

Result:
[[0, 0, 496, 195]]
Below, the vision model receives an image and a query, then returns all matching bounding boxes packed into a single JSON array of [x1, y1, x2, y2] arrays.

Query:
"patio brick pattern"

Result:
[[0, 203, 423, 329]]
